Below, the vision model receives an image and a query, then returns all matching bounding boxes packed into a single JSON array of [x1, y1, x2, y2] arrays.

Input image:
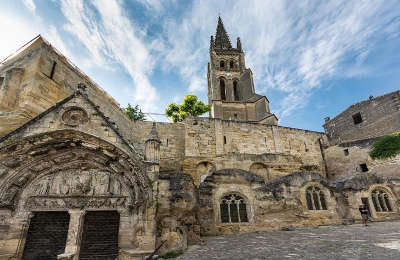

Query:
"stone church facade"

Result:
[[0, 18, 399, 260]]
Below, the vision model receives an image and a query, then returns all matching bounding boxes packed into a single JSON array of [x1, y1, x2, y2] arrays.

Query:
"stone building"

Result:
[[207, 17, 277, 124], [0, 18, 399, 260], [323, 91, 400, 180]]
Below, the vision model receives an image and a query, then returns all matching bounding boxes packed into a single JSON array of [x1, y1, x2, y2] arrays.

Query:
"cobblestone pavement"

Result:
[[176, 221, 400, 260]]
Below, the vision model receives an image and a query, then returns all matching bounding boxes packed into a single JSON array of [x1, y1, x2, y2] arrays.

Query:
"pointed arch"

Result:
[[233, 80, 239, 101], [220, 78, 226, 101]]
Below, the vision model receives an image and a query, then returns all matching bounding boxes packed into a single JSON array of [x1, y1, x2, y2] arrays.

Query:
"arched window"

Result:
[[306, 186, 327, 210], [220, 60, 225, 68], [220, 78, 226, 100], [371, 189, 393, 212], [230, 60, 234, 69], [220, 194, 248, 223], [233, 81, 239, 101]]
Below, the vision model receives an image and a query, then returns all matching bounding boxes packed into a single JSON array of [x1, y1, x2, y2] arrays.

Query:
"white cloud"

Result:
[[59, 0, 159, 112], [159, 0, 400, 119], [22, 0, 36, 13], [0, 12, 37, 62], [44, 26, 70, 58]]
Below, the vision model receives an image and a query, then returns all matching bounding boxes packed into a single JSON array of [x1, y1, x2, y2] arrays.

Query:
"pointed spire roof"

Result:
[[146, 122, 161, 143], [214, 16, 232, 50]]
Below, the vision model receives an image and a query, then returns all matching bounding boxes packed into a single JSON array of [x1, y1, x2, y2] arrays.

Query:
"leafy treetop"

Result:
[[124, 103, 146, 121], [370, 133, 400, 160], [165, 94, 210, 123]]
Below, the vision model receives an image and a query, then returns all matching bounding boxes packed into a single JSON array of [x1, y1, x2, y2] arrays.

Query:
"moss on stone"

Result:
[[370, 133, 400, 160], [162, 251, 183, 259]]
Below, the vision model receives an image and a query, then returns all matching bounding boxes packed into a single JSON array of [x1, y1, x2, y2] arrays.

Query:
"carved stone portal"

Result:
[[24, 170, 129, 210]]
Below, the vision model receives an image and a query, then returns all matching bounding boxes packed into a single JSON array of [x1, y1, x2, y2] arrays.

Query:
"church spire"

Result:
[[214, 16, 232, 50]]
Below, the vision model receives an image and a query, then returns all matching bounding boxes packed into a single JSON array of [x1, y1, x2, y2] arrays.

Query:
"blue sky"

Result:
[[1, 0, 400, 131]]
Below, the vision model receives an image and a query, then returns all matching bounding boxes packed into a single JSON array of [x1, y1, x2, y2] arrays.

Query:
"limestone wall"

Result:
[[0, 37, 133, 147], [181, 117, 327, 185], [325, 137, 400, 180], [323, 91, 400, 145]]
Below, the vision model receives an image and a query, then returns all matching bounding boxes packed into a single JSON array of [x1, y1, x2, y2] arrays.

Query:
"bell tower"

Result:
[[207, 17, 278, 125]]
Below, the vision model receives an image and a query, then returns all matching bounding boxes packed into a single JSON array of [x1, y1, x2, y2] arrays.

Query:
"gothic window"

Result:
[[306, 186, 327, 210], [230, 60, 234, 69], [233, 81, 239, 101], [220, 60, 225, 68], [220, 78, 226, 100], [371, 189, 393, 212], [220, 194, 248, 223]]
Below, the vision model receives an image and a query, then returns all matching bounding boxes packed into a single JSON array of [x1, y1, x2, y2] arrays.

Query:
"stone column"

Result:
[[58, 209, 85, 260]]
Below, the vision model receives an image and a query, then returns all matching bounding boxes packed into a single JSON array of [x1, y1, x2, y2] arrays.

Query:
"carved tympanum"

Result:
[[61, 107, 89, 126], [29, 170, 123, 196], [23, 170, 130, 210]]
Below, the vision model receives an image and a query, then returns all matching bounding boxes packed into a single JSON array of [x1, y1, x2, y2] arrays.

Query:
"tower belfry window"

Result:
[[220, 79, 226, 100], [233, 81, 239, 101], [220, 60, 225, 68], [230, 60, 234, 69]]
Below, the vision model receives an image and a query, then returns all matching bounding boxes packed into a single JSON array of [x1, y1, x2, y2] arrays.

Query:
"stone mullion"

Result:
[[236, 201, 241, 223], [315, 192, 322, 210], [379, 193, 388, 212], [309, 191, 315, 210], [372, 193, 381, 212], [228, 202, 232, 223]]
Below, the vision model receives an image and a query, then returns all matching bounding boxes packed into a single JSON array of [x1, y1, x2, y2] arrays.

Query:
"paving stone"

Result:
[[176, 221, 400, 260]]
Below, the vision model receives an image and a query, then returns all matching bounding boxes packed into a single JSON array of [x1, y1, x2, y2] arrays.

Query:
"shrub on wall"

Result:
[[370, 133, 400, 160]]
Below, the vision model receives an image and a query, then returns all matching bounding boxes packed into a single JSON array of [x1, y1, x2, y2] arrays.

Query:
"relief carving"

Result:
[[29, 170, 124, 197], [22, 170, 130, 210], [61, 107, 89, 127], [0, 185, 20, 208]]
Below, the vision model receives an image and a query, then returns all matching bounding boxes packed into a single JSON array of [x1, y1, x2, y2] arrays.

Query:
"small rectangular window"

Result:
[[50, 61, 57, 79], [166, 138, 169, 147], [360, 163, 368, 172], [352, 112, 363, 124], [223, 136, 227, 144], [234, 113, 238, 119], [0, 77, 4, 87], [344, 149, 349, 156]]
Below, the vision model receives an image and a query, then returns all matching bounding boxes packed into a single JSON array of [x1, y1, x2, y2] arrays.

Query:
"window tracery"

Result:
[[306, 186, 327, 210], [371, 189, 393, 212], [220, 194, 248, 223]]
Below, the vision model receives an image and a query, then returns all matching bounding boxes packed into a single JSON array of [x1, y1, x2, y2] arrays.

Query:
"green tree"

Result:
[[165, 94, 210, 122], [124, 103, 146, 121], [370, 133, 400, 160]]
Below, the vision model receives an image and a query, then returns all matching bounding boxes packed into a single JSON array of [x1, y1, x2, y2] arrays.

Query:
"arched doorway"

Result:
[[0, 130, 151, 259], [22, 211, 70, 260]]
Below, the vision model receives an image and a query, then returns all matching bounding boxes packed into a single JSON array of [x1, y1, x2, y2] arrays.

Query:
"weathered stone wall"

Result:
[[182, 117, 327, 185], [199, 170, 341, 236], [0, 37, 134, 147], [325, 137, 400, 180], [323, 91, 400, 145]]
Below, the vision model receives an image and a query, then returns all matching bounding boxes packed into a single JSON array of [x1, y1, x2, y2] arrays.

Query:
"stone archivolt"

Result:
[[0, 130, 150, 212]]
